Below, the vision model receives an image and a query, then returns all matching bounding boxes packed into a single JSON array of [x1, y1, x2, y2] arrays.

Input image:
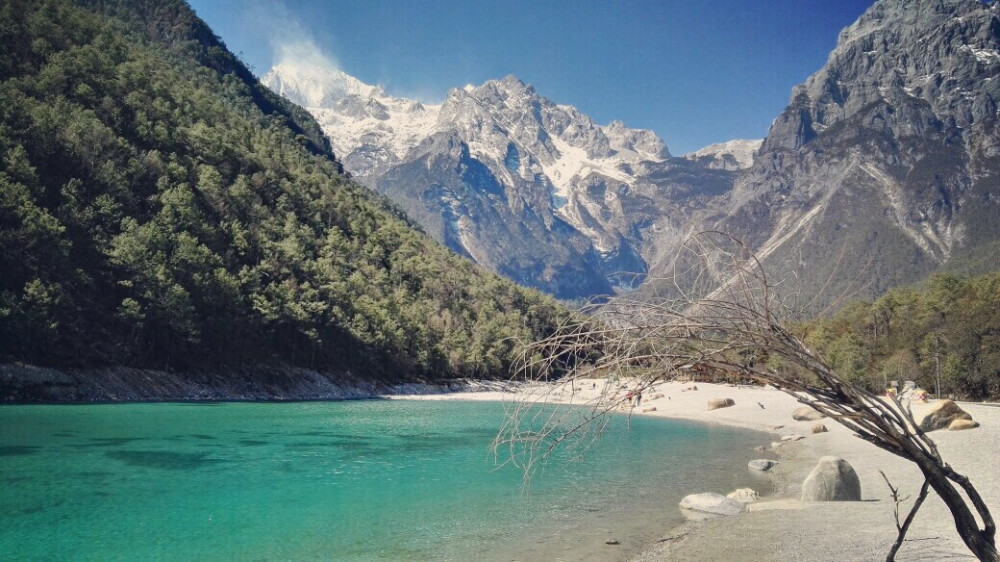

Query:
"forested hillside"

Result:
[[0, 0, 566, 382], [801, 272, 1000, 400]]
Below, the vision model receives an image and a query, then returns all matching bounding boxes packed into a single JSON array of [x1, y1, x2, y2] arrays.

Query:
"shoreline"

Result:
[[0, 362, 516, 404], [390, 380, 1000, 561], [5, 365, 996, 560]]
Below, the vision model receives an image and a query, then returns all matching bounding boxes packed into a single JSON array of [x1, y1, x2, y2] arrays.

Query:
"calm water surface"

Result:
[[0, 400, 771, 561]]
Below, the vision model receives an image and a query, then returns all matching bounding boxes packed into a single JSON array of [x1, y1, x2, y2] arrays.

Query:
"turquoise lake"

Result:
[[0, 400, 771, 561]]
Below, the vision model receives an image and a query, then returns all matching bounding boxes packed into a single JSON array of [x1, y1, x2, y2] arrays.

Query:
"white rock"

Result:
[[748, 459, 778, 471], [792, 406, 826, 421], [679, 493, 745, 516], [727, 488, 760, 503]]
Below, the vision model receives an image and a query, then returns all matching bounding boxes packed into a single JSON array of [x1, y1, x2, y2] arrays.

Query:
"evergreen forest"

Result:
[[801, 272, 1000, 400], [0, 0, 567, 382]]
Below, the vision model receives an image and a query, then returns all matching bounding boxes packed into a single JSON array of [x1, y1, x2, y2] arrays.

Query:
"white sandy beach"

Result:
[[392, 380, 999, 561]]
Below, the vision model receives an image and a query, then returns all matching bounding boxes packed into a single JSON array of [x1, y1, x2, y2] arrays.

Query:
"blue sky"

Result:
[[188, 0, 876, 154]]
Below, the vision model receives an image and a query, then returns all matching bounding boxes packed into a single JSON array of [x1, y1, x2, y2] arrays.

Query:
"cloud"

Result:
[[240, 1, 340, 71]]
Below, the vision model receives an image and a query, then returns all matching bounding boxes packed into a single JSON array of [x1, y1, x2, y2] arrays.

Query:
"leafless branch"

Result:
[[880, 470, 931, 561]]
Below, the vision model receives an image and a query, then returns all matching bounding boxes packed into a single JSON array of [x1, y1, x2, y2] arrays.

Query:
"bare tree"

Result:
[[494, 232, 997, 562]]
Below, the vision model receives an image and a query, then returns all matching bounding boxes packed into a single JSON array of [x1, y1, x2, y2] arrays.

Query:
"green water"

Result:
[[0, 400, 770, 561]]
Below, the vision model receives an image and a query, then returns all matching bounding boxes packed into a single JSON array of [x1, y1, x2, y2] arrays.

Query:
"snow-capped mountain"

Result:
[[262, 64, 730, 298]]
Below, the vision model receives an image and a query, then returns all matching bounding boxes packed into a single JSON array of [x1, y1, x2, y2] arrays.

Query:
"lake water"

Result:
[[0, 400, 771, 561]]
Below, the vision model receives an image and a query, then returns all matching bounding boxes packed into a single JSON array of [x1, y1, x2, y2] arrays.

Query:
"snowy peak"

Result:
[[605, 120, 671, 161], [440, 74, 669, 170], [262, 63, 440, 170], [683, 139, 762, 171], [263, 64, 673, 197], [261, 62, 386, 109]]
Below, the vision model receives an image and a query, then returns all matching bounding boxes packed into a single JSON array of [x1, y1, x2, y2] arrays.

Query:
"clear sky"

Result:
[[187, 0, 876, 155]]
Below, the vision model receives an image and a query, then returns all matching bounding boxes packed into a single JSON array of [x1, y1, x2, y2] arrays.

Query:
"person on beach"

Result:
[[635, 390, 642, 407]]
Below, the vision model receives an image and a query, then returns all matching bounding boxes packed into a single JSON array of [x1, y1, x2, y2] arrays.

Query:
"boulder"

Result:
[[771, 441, 783, 450], [727, 488, 759, 503], [811, 423, 828, 434], [801, 457, 861, 502], [948, 419, 980, 431], [707, 398, 735, 411], [652, 393, 665, 400], [642, 406, 658, 413], [748, 459, 778, 471], [792, 406, 825, 421], [781, 433, 805, 442], [679, 493, 745, 516], [919, 400, 973, 432]]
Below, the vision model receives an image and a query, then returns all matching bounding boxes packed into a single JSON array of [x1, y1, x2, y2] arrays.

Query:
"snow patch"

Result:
[[542, 136, 635, 200], [683, 139, 763, 170], [959, 45, 1000, 64]]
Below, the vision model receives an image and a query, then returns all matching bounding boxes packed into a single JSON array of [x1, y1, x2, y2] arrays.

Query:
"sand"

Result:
[[391, 380, 1000, 561]]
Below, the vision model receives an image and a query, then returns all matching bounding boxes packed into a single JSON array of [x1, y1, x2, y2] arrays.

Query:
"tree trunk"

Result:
[[915, 452, 999, 561]]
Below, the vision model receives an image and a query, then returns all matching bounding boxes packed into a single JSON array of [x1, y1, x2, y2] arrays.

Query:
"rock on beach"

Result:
[[792, 406, 825, 421], [707, 398, 735, 411], [748, 459, 778, 471], [948, 418, 980, 430], [727, 488, 759, 503], [801, 456, 861, 502], [679, 493, 745, 516], [919, 399, 973, 432]]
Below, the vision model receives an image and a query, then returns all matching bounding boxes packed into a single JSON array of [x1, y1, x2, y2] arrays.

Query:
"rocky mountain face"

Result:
[[262, 66, 739, 299], [700, 0, 1000, 308]]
